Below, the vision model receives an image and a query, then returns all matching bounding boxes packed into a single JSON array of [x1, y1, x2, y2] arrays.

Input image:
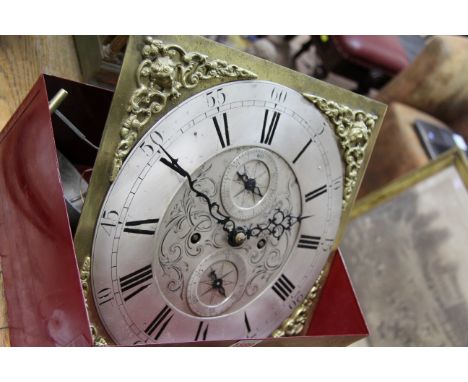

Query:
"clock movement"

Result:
[[74, 36, 386, 345]]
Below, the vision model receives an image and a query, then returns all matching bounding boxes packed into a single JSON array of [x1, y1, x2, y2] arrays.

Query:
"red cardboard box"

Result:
[[0, 75, 368, 346]]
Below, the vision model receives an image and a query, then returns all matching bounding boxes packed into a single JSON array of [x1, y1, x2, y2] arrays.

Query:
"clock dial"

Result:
[[91, 80, 343, 345]]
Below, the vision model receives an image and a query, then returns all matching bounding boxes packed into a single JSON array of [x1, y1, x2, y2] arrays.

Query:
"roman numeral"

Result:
[[244, 312, 251, 333], [119, 264, 153, 301], [194, 321, 209, 341], [305, 185, 327, 202], [123, 218, 159, 235], [100, 210, 119, 236], [260, 110, 281, 145], [272, 274, 295, 301], [292, 138, 312, 164], [212, 113, 230, 148], [145, 305, 173, 340], [298, 235, 321, 250]]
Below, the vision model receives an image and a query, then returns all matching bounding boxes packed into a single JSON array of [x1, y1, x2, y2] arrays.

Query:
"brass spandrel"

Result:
[[303, 93, 378, 210], [111, 37, 257, 181]]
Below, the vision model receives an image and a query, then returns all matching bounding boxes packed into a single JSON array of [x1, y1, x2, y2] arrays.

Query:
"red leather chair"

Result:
[[295, 36, 413, 94]]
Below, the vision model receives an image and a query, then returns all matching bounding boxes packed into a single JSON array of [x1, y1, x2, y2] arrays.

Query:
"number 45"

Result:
[[206, 89, 226, 108]]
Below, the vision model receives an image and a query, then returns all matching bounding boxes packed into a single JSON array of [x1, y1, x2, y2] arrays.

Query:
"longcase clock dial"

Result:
[[91, 80, 344, 345]]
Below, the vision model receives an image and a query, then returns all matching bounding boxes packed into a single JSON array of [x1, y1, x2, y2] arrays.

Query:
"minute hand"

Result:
[[158, 145, 236, 234], [244, 209, 309, 240]]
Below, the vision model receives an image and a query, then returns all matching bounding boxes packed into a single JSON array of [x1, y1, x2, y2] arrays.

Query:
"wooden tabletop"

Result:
[[0, 35, 82, 346]]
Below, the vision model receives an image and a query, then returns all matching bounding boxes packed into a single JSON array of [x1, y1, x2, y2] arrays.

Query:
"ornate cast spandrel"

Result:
[[303, 93, 378, 210], [80, 256, 107, 346], [111, 37, 257, 181]]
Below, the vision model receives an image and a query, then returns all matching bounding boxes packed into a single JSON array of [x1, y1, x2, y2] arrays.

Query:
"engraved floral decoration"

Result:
[[155, 164, 298, 314], [110, 36, 257, 181], [303, 93, 378, 210], [158, 168, 219, 299], [243, 176, 297, 297]]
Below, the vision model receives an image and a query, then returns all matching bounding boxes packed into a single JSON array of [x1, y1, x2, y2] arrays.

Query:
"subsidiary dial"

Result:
[[187, 250, 247, 317], [221, 148, 278, 220]]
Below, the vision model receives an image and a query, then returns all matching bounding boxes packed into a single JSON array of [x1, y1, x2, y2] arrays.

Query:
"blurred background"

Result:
[[0, 35, 467, 346]]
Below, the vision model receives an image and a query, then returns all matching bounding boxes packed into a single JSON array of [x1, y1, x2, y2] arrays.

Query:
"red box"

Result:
[[0, 75, 368, 346]]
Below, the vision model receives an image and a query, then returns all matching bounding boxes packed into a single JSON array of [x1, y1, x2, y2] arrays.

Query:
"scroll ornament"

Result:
[[303, 93, 378, 209], [80, 256, 107, 346], [111, 37, 257, 181]]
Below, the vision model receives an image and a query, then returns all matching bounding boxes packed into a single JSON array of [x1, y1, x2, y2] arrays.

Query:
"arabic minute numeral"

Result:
[[206, 88, 226, 108], [270, 88, 288, 103], [139, 131, 164, 157], [332, 177, 342, 190], [100, 210, 119, 236], [96, 287, 113, 306], [288, 292, 306, 310]]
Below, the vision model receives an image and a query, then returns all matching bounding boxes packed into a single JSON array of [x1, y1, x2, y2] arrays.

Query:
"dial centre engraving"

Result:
[[153, 145, 302, 317]]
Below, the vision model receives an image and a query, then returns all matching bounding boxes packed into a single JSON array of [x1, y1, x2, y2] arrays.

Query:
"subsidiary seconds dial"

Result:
[[91, 80, 344, 345]]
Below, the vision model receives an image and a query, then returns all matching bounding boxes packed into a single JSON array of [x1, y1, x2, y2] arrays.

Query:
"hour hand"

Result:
[[236, 171, 263, 197], [217, 286, 226, 297], [253, 186, 263, 198], [237, 171, 249, 184]]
